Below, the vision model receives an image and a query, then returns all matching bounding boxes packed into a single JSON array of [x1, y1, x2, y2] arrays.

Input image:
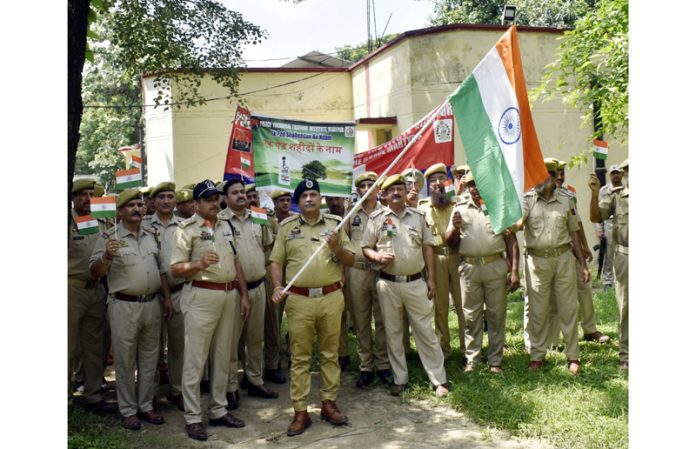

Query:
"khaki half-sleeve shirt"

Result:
[[69, 210, 110, 281], [599, 186, 629, 247], [447, 198, 505, 257], [219, 208, 273, 282], [521, 189, 580, 250]]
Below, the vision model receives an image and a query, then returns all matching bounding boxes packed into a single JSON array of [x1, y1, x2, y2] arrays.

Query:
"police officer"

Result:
[[595, 165, 624, 289], [140, 186, 156, 216], [446, 173, 519, 373], [507, 160, 589, 374], [269, 179, 355, 437], [346, 172, 391, 388], [143, 181, 187, 411], [219, 179, 278, 407], [69, 179, 116, 414], [175, 189, 195, 219], [590, 159, 629, 371], [245, 183, 260, 207], [89, 188, 172, 430], [170, 180, 251, 441], [401, 167, 425, 208], [418, 163, 465, 361], [451, 164, 470, 197], [362, 174, 449, 398]]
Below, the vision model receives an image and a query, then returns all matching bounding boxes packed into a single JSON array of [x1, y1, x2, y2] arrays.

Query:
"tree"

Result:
[[335, 33, 400, 63], [68, 0, 266, 218], [427, 0, 596, 28], [301, 160, 327, 180], [534, 0, 628, 142]]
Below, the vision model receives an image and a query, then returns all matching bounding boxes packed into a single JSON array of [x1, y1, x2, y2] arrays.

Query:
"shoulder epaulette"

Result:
[[610, 185, 625, 194], [323, 213, 342, 222], [179, 216, 197, 228], [417, 198, 429, 205], [369, 208, 387, 219], [523, 190, 537, 198], [557, 188, 575, 198], [408, 206, 426, 216], [279, 214, 300, 227]]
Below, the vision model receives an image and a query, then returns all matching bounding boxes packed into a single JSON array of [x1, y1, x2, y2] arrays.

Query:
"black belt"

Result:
[[169, 283, 185, 293], [378, 271, 422, 283], [113, 292, 156, 303], [246, 277, 266, 290]]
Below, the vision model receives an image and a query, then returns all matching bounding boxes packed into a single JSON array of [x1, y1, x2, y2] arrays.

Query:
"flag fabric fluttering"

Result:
[[115, 168, 143, 191], [443, 179, 455, 198], [449, 25, 547, 233], [250, 206, 268, 225], [90, 197, 117, 218], [593, 139, 608, 160], [131, 154, 142, 169], [75, 215, 100, 235]]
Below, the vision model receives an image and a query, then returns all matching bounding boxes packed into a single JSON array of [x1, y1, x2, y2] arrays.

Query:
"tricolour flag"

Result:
[[449, 25, 547, 234], [75, 215, 100, 235], [443, 179, 455, 198], [131, 154, 142, 169], [241, 156, 251, 170], [250, 206, 268, 225], [90, 196, 117, 218], [115, 168, 143, 190], [593, 139, 608, 160]]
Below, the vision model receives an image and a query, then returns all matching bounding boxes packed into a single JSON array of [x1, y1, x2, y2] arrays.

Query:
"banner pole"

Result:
[[281, 99, 451, 295]]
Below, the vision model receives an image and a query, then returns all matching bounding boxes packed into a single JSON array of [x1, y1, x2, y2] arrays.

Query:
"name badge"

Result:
[[72, 236, 85, 241]]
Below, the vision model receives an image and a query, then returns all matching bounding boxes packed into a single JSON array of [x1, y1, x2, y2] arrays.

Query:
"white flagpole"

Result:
[[281, 99, 453, 295]]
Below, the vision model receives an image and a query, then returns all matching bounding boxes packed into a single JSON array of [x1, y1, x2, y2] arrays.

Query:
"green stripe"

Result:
[[450, 75, 522, 233], [116, 179, 142, 191], [91, 210, 116, 219]]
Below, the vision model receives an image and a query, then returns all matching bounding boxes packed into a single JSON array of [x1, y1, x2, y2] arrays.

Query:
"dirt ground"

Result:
[[104, 368, 555, 449]]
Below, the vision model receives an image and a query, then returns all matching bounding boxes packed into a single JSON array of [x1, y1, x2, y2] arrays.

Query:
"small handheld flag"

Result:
[[90, 197, 117, 218], [75, 215, 100, 235], [250, 206, 269, 225], [593, 139, 608, 160], [115, 168, 143, 191]]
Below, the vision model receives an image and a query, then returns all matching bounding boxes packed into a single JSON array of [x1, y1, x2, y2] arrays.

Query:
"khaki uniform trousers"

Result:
[[544, 261, 598, 347], [181, 286, 239, 424], [432, 253, 466, 358], [524, 251, 580, 362], [459, 259, 508, 367], [338, 302, 351, 358], [376, 278, 447, 387], [108, 296, 161, 417], [614, 249, 629, 363], [602, 222, 615, 286], [163, 289, 185, 395], [229, 282, 266, 390], [68, 283, 107, 404], [346, 267, 389, 372], [264, 276, 287, 370], [286, 289, 344, 411]]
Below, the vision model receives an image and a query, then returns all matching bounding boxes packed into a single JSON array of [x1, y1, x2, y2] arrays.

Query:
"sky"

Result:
[[222, 0, 435, 66]]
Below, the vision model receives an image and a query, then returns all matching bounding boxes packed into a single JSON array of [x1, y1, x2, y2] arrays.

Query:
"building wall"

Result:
[[141, 77, 174, 186]]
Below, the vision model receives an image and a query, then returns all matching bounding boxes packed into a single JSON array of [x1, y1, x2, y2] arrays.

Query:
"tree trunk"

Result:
[[68, 0, 90, 228]]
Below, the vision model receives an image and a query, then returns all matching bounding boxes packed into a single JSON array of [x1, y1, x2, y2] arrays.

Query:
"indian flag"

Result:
[[386, 217, 395, 237], [75, 215, 100, 235], [241, 156, 251, 170], [90, 196, 117, 218], [593, 139, 608, 160], [250, 206, 268, 225], [131, 154, 142, 169], [443, 179, 455, 198], [115, 168, 142, 190]]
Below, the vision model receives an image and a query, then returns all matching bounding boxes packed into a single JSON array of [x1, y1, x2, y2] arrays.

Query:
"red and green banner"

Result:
[[224, 106, 255, 183]]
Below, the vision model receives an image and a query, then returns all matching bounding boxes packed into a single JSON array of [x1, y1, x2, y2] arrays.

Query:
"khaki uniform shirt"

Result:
[[522, 188, 580, 250], [447, 197, 505, 257], [69, 210, 110, 281], [143, 213, 185, 287], [170, 214, 239, 283], [90, 221, 162, 296], [347, 202, 381, 264], [362, 206, 434, 276], [269, 213, 354, 288], [418, 198, 456, 248], [598, 185, 628, 247], [219, 208, 273, 282]]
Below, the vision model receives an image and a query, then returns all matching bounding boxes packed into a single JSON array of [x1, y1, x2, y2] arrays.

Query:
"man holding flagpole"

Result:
[[269, 179, 355, 437]]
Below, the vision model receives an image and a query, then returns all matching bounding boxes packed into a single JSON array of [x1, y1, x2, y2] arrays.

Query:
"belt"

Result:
[[192, 279, 240, 291], [351, 261, 371, 271], [460, 253, 504, 265], [169, 283, 185, 293], [616, 244, 629, 255], [432, 246, 455, 256], [113, 292, 156, 303], [287, 281, 342, 298], [526, 244, 571, 258], [68, 278, 100, 289], [378, 271, 422, 283], [246, 277, 266, 290]]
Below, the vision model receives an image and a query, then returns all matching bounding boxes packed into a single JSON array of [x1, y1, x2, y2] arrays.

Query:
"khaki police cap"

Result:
[[93, 182, 105, 197], [609, 164, 622, 174], [619, 158, 628, 170], [139, 186, 153, 195], [557, 160, 567, 170], [117, 188, 143, 208], [175, 189, 193, 203], [182, 183, 196, 190], [150, 181, 176, 198], [215, 180, 225, 192], [271, 190, 291, 200], [245, 183, 256, 193], [424, 163, 447, 180], [72, 178, 96, 193], [544, 157, 559, 173], [453, 164, 470, 176], [354, 171, 378, 187], [463, 172, 475, 184], [401, 168, 424, 190], [382, 174, 406, 191]]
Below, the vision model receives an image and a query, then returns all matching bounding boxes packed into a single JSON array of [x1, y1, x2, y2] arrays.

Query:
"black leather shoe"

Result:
[[210, 413, 245, 428], [226, 390, 240, 410], [264, 368, 287, 384], [248, 383, 279, 399], [338, 356, 350, 372], [186, 423, 207, 441], [83, 400, 119, 415], [356, 371, 374, 389], [391, 383, 406, 397], [377, 369, 393, 385]]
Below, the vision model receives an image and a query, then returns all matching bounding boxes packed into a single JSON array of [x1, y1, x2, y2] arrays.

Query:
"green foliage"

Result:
[[534, 0, 628, 142], [428, 0, 596, 28], [335, 33, 400, 63], [301, 160, 328, 180]]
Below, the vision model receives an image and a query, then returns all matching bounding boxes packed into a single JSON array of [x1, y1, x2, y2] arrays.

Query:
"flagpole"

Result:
[[281, 99, 452, 296]]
